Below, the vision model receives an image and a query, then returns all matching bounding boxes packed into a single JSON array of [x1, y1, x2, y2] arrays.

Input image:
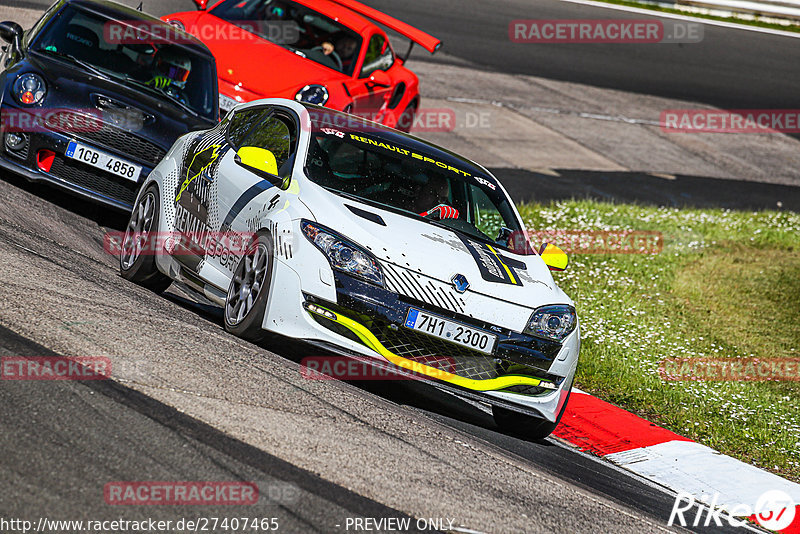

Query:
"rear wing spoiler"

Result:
[[328, 0, 441, 54]]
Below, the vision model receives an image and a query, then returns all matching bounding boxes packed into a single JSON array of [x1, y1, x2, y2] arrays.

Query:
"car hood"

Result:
[[302, 187, 573, 321], [181, 12, 347, 97], [20, 55, 214, 151]]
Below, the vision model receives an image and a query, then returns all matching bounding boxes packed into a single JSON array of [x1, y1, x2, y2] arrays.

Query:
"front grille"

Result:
[[50, 155, 138, 206], [52, 119, 166, 166], [381, 263, 466, 314], [367, 319, 548, 385]]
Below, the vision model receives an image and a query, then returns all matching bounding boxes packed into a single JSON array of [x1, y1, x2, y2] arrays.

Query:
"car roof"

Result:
[[63, 0, 215, 57], [300, 103, 498, 184]]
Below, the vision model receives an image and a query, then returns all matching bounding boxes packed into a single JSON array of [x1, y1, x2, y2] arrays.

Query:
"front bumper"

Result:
[[298, 270, 578, 419], [0, 104, 164, 211]]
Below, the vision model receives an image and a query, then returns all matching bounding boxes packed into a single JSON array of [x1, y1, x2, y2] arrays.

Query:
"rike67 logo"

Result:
[[669, 489, 796, 530]]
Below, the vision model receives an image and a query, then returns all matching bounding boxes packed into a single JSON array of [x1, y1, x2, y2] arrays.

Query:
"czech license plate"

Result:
[[65, 141, 141, 182], [404, 307, 497, 354], [219, 93, 240, 112]]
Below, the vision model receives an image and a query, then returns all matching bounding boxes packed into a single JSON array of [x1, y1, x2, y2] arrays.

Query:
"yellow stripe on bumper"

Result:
[[305, 303, 553, 392]]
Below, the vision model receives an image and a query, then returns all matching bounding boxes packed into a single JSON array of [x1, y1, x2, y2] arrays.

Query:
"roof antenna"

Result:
[[136, 2, 143, 11]]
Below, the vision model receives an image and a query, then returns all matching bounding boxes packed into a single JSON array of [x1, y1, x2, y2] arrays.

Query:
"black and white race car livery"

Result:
[[120, 98, 579, 438]]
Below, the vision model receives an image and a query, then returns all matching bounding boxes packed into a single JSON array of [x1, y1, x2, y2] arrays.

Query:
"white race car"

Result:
[[120, 98, 579, 438]]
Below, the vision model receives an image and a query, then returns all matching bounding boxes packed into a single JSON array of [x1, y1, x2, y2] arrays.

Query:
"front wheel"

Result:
[[119, 185, 172, 293], [493, 388, 571, 440], [224, 231, 274, 342]]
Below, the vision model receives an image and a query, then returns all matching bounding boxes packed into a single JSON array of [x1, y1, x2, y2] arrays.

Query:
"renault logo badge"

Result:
[[451, 273, 469, 293]]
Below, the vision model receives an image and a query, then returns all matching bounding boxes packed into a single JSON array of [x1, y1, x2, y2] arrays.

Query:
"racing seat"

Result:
[[61, 24, 100, 57]]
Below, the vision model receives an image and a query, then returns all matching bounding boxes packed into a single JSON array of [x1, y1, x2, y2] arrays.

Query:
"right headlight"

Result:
[[301, 220, 384, 286], [524, 305, 577, 341]]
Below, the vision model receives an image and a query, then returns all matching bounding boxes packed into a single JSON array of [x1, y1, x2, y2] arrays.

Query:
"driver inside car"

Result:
[[318, 35, 359, 72], [146, 47, 191, 103], [414, 174, 460, 220]]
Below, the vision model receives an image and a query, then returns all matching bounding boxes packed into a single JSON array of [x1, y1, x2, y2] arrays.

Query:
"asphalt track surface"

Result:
[[363, 0, 800, 112], [0, 325, 428, 533], [0, 172, 749, 533], [0, 0, 792, 532], [11, 0, 800, 111]]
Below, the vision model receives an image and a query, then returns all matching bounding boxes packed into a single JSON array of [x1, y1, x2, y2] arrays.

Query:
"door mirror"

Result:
[[234, 147, 289, 189], [0, 21, 23, 48], [192, 0, 209, 10], [367, 70, 391, 88], [539, 243, 568, 271]]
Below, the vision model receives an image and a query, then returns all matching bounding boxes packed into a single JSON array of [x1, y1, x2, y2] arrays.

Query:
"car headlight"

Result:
[[295, 84, 329, 105], [14, 73, 46, 105], [301, 220, 383, 286], [524, 305, 577, 341], [165, 19, 185, 31]]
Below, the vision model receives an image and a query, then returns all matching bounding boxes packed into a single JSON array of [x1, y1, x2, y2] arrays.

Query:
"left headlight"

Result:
[[524, 305, 577, 342], [301, 220, 383, 286], [14, 73, 47, 105], [295, 84, 329, 105]]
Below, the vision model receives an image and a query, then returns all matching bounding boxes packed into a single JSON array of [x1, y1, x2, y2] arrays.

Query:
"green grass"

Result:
[[593, 0, 800, 33], [517, 200, 800, 481]]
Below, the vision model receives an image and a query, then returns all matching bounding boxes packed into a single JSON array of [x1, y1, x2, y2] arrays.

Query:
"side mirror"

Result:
[[234, 147, 289, 189], [368, 70, 391, 87], [539, 242, 568, 271], [0, 21, 23, 48], [192, 0, 208, 10]]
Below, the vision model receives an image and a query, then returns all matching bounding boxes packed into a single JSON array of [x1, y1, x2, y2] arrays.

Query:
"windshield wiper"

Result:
[[34, 48, 111, 80]]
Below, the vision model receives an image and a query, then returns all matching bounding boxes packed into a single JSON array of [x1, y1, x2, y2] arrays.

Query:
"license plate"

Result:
[[404, 308, 497, 354], [219, 93, 239, 112], [65, 141, 141, 182]]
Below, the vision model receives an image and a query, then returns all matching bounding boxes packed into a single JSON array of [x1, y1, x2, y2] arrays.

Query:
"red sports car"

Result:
[[164, 0, 440, 130]]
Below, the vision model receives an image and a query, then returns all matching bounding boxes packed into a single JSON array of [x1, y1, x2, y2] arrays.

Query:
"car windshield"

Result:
[[210, 0, 363, 75], [304, 122, 531, 254], [30, 5, 217, 119]]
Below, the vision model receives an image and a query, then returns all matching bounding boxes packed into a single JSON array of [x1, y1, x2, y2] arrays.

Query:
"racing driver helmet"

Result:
[[154, 48, 191, 89]]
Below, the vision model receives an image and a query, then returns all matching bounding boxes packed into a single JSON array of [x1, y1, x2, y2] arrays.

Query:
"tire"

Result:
[[395, 101, 418, 132], [493, 388, 572, 440], [224, 231, 274, 342], [119, 185, 172, 293]]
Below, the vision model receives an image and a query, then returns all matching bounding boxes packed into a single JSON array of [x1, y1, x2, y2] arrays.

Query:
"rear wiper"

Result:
[[34, 48, 110, 80]]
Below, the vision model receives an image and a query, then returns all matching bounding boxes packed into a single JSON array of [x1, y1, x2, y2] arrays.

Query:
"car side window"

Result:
[[227, 107, 297, 175], [226, 107, 272, 149], [24, 0, 63, 47], [242, 115, 294, 172], [359, 34, 393, 78]]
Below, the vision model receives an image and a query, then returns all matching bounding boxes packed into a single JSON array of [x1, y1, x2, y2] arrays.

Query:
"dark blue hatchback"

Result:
[[0, 0, 218, 210]]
